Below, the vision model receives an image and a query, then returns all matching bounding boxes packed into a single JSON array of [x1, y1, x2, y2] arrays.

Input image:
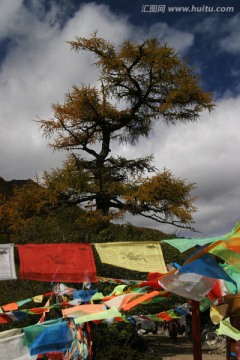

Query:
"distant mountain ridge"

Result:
[[0, 177, 34, 196]]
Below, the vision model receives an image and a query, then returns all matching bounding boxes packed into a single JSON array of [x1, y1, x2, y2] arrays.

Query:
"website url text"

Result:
[[141, 5, 235, 13]]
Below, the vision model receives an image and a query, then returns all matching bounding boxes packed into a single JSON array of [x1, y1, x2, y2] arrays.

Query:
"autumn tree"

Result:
[[4, 34, 214, 232]]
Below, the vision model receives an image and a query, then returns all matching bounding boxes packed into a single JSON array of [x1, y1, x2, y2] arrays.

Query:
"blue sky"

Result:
[[0, 0, 239, 237]]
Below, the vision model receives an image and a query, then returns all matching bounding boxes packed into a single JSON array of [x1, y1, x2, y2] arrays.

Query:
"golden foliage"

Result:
[[124, 170, 196, 225]]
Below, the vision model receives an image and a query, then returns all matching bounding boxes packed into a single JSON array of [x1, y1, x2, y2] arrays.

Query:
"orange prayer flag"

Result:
[[2, 302, 18, 311], [156, 311, 173, 322], [121, 291, 161, 311], [62, 304, 104, 318], [28, 307, 49, 314]]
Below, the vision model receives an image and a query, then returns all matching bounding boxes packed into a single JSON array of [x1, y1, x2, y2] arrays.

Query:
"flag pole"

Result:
[[191, 300, 202, 360]]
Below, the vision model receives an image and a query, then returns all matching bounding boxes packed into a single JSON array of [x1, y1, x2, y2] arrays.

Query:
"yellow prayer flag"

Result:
[[94, 241, 167, 273], [210, 304, 228, 324], [32, 295, 43, 303]]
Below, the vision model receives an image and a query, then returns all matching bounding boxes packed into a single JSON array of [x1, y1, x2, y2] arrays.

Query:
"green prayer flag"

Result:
[[17, 298, 32, 307], [216, 317, 240, 340], [74, 306, 122, 324], [90, 292, 104, 303], [162, 236, 228, 253], [110, 285, 127, 295], [161, 221, 240, 252], [166, 309, 179, 318]]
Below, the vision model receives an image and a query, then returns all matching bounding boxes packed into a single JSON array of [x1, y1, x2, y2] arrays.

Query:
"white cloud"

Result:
[[0, 0, 24, 39], [193, 13, 240, 54], [193, 15, 219, 34], [118, 96, 240, 237], [147, 22, 194, 53], [0, 1, 194, 180], [219, 13, 240, 53], [0, 2, 132, 181]]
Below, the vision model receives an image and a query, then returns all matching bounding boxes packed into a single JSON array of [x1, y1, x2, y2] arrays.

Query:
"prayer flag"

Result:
[[11, 310, 29, 322], [216, 317, 240, 340], [209, 241, 240, 269], [109, 285, 127, 295], [226, 221, 240, 238], [0, 328, 22, 339], [221, 264, 240, 294], [103, 293, 142, 310], [0, 244, 17, 280], [94, 241, 167, 273], [0, 328, 37, 359], [210, 304, 228, 324], [74, 306, 122, 324], [2, 302, 18, 312], [175, 303, 190, 316], [173, 254, 237, 287], [23, 319, 63, 348], [204, 279, 229, 304], [38, 299, 51, 324], [62, 304, 105, 318], [159, 270, 216, 301], [161, 222, 240, 253], [97, 276, 140, 286], [24, 321, 73, 356], [0, 314, 12, 323], [121, 291, 161, 311], [139, 280, 164, 290], [40, 354, 63, 360], [162, 236, 226, 252], [72, 289, 98, 303], [18, 243, 97, 282], [90, 292, 104, 303], [155, 311, 173, 322], [32, 295, 43, 303], [17, 299, 32, 307]]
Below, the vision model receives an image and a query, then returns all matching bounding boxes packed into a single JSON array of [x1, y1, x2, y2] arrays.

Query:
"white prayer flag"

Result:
[[0, 244, 17, 280], [0, 328, 37, 359]]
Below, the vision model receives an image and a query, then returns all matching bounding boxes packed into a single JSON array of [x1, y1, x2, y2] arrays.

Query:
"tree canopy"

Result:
[[1, 34, 214, 233]]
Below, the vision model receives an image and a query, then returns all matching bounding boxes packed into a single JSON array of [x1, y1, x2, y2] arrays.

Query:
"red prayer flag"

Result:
[[0, 314, 12, 323], [156, 311, 173, 322], [43, 353, 63, 360], [139, 281, 164, 290], [206, 279, 227, 302], [148, 272, 165, 281], [18, 243, 97, 282]]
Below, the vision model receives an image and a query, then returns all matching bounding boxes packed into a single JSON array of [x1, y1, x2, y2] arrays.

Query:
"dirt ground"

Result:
[[143, 333, 226, 360]]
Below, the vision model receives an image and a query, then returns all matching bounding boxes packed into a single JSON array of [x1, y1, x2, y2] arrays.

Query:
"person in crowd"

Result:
[[168, 319, 180, 344]]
